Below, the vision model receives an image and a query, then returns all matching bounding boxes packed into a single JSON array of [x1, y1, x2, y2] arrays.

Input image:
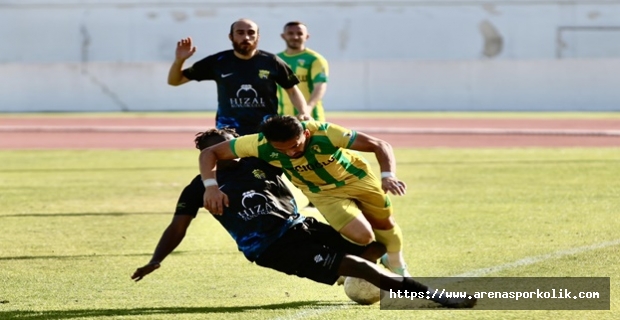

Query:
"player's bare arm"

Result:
[[348, 132, 407, 196], [131, 215, 193, 281], [307, 82, 327, 108], [199, 141, 237, 214], [285, 86, 312, 120], [167, 37, 196, 86]]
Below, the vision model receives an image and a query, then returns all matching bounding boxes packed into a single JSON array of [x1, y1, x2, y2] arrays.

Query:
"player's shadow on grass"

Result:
[[0, 212, 170, 218], [0, 301, 333, 319], [0, 250, 226, 261]]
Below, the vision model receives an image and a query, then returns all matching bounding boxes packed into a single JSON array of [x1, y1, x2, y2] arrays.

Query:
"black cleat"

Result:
[[440, 294, 477, 308]]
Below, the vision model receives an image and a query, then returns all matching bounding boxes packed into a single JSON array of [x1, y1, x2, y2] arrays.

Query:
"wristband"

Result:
[[202, 178, 218, 188], [381, 172, 395, 179]]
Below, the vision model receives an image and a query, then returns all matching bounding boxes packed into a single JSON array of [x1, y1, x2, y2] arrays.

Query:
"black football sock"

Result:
[[402, 278, 451, 305]]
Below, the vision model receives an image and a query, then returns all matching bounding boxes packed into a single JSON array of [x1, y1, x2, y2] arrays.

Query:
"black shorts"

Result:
[[254, 217, 368, 285]]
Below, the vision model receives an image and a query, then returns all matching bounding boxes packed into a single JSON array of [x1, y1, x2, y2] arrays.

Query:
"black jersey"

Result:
[[183, 50, 300, 136], [174, 158, 303, 261]]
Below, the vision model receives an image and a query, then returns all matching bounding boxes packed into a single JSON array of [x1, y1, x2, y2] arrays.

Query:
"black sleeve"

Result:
[[247, 157, 283, 176], [264, 162, 283, 177], [273, 55, 300, 89], [174, 176, 205, 217], [182, 54, 218, 81]]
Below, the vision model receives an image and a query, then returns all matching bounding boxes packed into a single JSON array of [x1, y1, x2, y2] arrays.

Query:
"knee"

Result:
[[368, 217, 395, 230], [367, 242, 387, 259], [346, 231, 375, 246], [339, 219, 375, 245]]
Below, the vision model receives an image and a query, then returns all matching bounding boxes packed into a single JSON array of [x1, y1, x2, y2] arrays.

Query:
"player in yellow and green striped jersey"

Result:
[[277, 21, 329, 122], [199, 115, 412, 277]]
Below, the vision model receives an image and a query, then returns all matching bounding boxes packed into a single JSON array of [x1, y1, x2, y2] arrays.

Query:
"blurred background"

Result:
[[1, 0, 619, 112]]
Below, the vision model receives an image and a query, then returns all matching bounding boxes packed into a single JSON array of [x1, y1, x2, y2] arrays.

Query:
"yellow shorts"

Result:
[[305, 173, 393, 231]]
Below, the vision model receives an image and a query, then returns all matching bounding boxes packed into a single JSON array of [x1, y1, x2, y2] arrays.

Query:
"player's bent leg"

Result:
[[363, 213, 395, 230], [350, 178, 410, 275], [336, 241, 385, 286], [256, 217, 383, 287], [368, 219, 410, 277], [338, 216, 375, 245], [305, 193, 375, 245], [360, 241, 386, 262], [337, 255, 477, 308], [338, 254, 399, 288]]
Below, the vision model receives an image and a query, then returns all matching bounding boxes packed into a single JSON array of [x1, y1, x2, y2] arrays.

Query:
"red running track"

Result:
[[1, 117, 619, 149]]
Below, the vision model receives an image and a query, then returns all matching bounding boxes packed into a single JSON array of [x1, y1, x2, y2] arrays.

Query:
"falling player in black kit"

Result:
[[131, 128, 476, 309], [168, 19, 312, 136]]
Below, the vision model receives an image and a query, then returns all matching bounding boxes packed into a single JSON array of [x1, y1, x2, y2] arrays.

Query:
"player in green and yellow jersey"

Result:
[[199, 115, 411, 277], [277, 21, 329, 122]]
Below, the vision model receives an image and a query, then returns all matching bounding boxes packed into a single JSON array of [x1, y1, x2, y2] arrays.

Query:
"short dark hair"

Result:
[[194, 128, 238, 150], [283, 21, 306, 31], [259, 115, 303, 142]]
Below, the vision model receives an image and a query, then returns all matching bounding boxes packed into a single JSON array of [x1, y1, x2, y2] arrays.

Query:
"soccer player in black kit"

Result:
[[131, 128, 477, 309], [167, 19, 312, 136]]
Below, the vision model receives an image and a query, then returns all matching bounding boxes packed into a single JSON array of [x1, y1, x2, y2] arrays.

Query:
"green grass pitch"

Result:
[[1, 148, 619, 319]]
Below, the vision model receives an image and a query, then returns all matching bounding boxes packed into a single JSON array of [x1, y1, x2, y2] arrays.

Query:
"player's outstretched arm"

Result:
[[348, 131, 407, 196], [131, 215, 193, 281], [167, 37, 195, 86]]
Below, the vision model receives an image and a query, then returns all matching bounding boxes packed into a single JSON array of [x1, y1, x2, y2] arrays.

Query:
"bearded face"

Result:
[[230, 21, 259, 56], [232, 38, 257, 55]]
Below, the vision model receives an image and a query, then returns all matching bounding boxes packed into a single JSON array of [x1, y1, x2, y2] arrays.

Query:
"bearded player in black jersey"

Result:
[[131, 128, 476, 309], [168, 19, 312, 136]]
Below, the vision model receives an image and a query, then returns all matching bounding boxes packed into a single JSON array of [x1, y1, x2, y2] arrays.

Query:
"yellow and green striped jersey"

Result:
[[276, 49, 329, 121], [230, 121, 370, 193]]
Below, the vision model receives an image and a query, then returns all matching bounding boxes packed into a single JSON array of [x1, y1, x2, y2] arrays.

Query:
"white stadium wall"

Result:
[[1, 0, 619, 112]]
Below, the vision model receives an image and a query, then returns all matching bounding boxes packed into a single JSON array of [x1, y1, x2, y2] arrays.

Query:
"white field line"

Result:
[[271, 238, 620, 320], [453, 238, 620, 277], [2, 125, 620, 136]]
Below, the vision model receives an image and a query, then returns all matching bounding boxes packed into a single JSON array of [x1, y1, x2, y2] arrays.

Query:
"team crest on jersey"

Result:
[[311, 145, 321, 153], [258, 69, 270, 79], [297, 59, 306, 66], [270, 152, 279, 159], [252, 169, 266, 179]]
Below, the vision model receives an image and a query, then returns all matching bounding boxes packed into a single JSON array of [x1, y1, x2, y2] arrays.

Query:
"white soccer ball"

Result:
[[343, 277, 382, 305]]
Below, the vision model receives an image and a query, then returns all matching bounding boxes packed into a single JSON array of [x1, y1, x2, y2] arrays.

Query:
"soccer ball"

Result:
[[343, 277, 382, 305]]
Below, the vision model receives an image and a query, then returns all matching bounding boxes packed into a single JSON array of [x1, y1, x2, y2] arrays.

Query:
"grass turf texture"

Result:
[[0, 148, 618, 319]]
